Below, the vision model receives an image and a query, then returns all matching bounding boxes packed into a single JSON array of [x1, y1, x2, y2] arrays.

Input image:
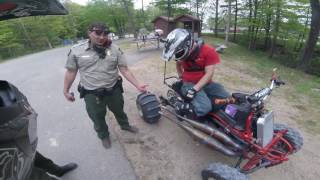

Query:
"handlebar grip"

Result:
[[159, 38, 167, 43], [275, 79, 285, 86]]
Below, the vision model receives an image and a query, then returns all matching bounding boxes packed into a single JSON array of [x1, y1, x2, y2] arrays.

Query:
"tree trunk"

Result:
[[214, 0, 219, 37], [264, 0, 272, 49], [45, 37, 53, 49], [249, 0, 259, 50], [296, 9, 310, 51], [224, 0, 232, 46], [247, 0, 253, 49], [196, 0, 199, 18], [121, 0, 137, 38], [233, 0, 238, 42], [252, 26, 260, 49], [269, 0, 281, 58], [298, 0, 320, 71]]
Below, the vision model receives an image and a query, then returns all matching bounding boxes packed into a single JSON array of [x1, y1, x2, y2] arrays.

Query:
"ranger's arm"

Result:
[[118, 66, 147, 92], [63, 69, 77, 102]]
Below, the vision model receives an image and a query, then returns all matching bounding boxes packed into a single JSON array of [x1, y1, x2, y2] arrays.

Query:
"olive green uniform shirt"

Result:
[[65, 41, 127, 90]]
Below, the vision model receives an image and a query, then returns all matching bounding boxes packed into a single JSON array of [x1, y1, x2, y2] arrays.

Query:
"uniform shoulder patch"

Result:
[[71, 41, 89, 54]]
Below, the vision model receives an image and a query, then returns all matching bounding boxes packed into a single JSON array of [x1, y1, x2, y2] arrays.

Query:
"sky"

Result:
[[70, 0, 153, 9]]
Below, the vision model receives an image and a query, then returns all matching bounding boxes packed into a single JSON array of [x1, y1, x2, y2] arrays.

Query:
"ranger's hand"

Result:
[[136, 83, 148, 92], [64, 92, 75, 102]]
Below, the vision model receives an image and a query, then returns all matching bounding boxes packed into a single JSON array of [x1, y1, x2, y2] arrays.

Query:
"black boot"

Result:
[[51, 163, 78, 177], [34, 152, 78, 177]]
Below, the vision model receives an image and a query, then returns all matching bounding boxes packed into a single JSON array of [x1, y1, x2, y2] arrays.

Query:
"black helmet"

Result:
[[0, 81, 38, 180], [162, 28, 194, 61]]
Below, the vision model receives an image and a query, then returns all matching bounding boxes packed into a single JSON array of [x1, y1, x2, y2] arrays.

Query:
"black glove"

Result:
[[185, 87, 197, 101]]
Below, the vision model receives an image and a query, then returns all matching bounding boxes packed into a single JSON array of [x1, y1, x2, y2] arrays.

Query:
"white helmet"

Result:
[[161, 28, 194, 61]]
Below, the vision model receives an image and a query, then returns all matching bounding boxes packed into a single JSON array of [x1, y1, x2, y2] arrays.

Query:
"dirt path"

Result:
[[109, 48, 320, 180]]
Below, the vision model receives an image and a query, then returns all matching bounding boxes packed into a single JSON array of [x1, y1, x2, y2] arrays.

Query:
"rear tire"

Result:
[[136, 92, 161, 124], [274, 123, 303, 153], [201, 163, 248, 180]]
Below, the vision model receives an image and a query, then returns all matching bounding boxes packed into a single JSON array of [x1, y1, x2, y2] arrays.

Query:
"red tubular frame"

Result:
[[208, 112, 294, 173]]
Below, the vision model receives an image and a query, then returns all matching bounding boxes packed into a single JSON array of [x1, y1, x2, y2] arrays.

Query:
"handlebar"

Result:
[[248, 69, 285, 104]]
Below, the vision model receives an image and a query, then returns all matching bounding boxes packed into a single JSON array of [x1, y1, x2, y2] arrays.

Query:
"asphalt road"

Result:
[[0, 45, 138, 180]]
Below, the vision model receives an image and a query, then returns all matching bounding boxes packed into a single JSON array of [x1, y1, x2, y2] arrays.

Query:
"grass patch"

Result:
[[117, 40, 135, 50]]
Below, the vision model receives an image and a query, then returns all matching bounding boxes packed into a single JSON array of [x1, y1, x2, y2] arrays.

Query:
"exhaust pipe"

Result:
[[161, 106, 244, 150], [159, 112, 239, 157], [179, 122, 239, 157], [181, 116, 243, 150]]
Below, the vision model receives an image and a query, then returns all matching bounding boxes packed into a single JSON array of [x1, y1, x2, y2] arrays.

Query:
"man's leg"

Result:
[[204, 82, 230, 111], [34, 151, 77, 177], [84, 94, 109, 139], [181, 83, 212, 117], [106, 87, 137, 133]]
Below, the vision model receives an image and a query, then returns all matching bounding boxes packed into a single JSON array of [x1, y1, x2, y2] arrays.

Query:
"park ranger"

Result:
[[63, 22, 147, 149]]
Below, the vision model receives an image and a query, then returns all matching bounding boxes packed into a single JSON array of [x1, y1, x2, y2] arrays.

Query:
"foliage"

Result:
[[0, 0, 319, 76]]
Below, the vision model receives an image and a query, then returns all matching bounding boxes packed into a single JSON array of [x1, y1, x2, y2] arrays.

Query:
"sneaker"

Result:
[[121, 125, 139, 133], [101, 136, 111, 149]]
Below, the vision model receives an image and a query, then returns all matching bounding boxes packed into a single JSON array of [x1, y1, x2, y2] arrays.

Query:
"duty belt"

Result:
[[78, 77, 123, 98]]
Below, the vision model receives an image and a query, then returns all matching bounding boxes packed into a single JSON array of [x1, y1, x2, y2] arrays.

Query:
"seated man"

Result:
[[162, 28, 230, 118]]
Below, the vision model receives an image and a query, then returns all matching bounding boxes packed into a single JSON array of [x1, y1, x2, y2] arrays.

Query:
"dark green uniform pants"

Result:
[[84, 87, 130, 139]]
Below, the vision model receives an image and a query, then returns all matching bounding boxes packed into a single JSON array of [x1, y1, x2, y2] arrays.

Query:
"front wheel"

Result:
[[201, 163, 248, 180], [274, 123, 303, 153]]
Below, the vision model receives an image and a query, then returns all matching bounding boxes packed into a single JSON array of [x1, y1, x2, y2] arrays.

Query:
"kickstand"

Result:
[[234, 156, 243, 169]]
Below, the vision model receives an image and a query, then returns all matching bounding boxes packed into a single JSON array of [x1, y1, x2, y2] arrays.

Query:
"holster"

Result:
[[115, 76, 124, 93], [78, 84, 85, 99]]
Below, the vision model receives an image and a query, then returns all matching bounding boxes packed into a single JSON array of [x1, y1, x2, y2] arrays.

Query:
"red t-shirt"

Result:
[[181, 44, 220, 84]]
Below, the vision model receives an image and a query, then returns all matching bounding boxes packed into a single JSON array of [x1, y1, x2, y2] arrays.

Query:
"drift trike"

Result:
[[136, 69, 303, 180]]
